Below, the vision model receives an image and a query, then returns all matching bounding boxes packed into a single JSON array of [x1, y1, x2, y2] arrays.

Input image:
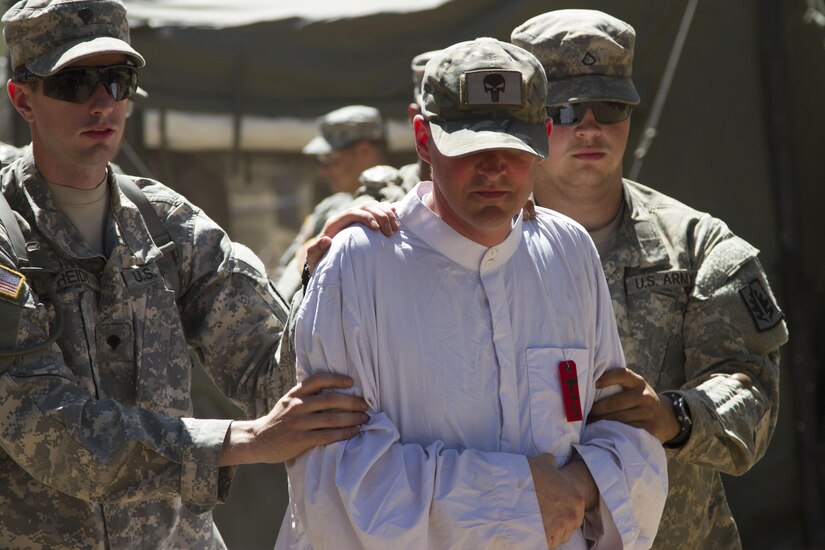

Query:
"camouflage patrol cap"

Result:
[[2, 0, 145, 77], [411, 49, 441, 108], [302, 105, 386, 155], [358, 164, 402, 192], [421, 37, 548, 158], [511, 9, 640, 106]]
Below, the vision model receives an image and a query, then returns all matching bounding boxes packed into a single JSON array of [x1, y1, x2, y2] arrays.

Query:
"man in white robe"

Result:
[[278, 37, 668, 550]]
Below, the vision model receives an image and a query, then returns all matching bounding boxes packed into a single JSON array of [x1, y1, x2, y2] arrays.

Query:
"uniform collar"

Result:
[[602, 179, 669, 269], [15, 149, 161, 269]]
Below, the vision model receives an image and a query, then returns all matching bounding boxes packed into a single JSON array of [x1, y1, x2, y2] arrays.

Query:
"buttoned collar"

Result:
[[397, 181, 523, 272]]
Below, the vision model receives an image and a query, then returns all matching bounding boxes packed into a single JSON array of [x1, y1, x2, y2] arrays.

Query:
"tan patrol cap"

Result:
[[302, 105, 386, 155], [511, 9, 640, 106], [3, 0, 145, 77]]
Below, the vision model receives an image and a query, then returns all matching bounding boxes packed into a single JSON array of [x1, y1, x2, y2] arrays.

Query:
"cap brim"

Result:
[[28, 36, 145, 77], [302, 135, 334, 155], [547, 74, 639, 106], [429, 119, 548, 158]]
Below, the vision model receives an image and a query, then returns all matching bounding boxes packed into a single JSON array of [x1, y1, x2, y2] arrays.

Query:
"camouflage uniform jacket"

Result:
[[0, 151, 290, 549], [605, 179, 786, 549]]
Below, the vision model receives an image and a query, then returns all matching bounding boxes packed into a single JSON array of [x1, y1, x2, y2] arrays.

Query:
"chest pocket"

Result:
[[120, 263, 191, 416], [620, 270, 692, 389], [525, 347, 590, 459]]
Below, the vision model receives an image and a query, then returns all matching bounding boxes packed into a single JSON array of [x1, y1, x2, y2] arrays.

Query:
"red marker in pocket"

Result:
[[559, 360, 582, 422]]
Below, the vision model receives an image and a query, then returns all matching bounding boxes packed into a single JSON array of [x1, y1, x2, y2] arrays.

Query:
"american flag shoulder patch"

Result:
[[0, 265, 26, 300]]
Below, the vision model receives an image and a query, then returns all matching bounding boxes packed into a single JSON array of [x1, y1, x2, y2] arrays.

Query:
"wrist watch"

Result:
[[662, 391, 692, 449]]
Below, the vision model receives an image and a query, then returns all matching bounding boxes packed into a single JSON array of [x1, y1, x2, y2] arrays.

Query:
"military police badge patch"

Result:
[[0, 265, 25, 300], [739, 279, 783, 332]]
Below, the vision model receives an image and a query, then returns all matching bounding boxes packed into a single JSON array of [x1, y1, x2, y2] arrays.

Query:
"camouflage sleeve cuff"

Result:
[[668, 374, 773, 474], [179, 418, 235, 515]]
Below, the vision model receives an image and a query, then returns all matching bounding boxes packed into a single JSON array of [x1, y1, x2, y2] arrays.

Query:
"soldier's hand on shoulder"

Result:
[[304, 201, 399, 274]]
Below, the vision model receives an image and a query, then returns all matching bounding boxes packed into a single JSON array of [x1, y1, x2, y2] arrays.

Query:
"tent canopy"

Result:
[[128, 0, 685, 118], [127, 0, 451, 28]]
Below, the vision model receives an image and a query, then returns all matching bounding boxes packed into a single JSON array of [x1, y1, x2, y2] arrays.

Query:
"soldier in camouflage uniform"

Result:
[[274, 105, 391, 300], [512, 9, 788, 549], [327, 49, 440, 219], [0, 1, 369, 548]]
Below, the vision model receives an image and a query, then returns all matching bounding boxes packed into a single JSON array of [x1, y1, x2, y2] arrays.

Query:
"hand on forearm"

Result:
[[528, 453, 588, 548], [559, 455, 599, 510], [590, 367, 680, 442], [220, 373, 369, 466]]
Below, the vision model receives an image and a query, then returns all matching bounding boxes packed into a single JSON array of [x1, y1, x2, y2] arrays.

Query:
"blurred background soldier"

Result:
[[275, 104, 389, 299]]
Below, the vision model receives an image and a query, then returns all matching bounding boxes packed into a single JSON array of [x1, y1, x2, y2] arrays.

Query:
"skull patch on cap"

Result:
[[461, 70, 524, 108]]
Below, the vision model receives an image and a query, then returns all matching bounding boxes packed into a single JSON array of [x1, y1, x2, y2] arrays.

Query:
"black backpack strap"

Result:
[[0, 191, 28, 267], [116, 175, 181, 298]]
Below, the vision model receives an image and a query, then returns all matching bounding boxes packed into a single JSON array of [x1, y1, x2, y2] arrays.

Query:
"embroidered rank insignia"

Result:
[[0, 265, 25, 300], [739, 279, 783, 332]]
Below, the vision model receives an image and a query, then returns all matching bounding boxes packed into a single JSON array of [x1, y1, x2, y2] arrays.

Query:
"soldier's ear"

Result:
[[8, 81, 36, 123], [413, 115, 432, 164]]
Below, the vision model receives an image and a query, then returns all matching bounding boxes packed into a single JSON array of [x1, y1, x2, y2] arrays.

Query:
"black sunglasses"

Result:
[[15, 65, 139, 104], [548, 101, 633, 126]]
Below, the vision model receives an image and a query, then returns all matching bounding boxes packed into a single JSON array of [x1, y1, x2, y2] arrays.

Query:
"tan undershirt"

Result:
[[588, 202, 624, 257], [48, 177, 110, 255]]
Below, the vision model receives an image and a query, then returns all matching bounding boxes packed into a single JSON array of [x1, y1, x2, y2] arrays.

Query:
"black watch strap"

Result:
[[662, 391, 692, 449]]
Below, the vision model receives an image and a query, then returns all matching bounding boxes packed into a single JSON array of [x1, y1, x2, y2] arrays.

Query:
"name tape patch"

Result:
[[625, 269, 696, 295], [122, 263, 163, 290], [461, 70, 524, 108], [0, 265, 25, 301], [53, 268, 99, 292]]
